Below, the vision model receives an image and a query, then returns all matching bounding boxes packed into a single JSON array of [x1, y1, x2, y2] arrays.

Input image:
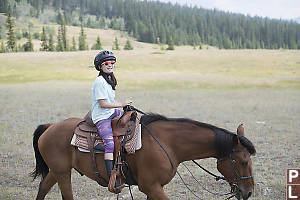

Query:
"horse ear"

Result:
[[237, 124, 245, 136]]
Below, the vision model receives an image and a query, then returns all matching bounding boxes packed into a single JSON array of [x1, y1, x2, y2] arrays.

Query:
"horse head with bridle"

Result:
[[215, 124, 256, 199], [31, 107, 256, 200]]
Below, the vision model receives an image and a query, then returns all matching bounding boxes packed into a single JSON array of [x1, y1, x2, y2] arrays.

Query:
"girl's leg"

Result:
[[96, 119, 114, 159], [96, 111, 124, 190], [95, 109, 123, 159], [109, 109, 123, 119]]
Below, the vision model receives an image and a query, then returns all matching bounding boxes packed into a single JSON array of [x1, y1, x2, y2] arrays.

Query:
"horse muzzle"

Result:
[[238, 187, 253, 200], [230, 184, 252, 200]]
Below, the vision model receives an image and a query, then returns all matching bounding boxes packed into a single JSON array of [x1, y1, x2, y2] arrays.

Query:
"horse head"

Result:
[[216, 124, 256, 200]]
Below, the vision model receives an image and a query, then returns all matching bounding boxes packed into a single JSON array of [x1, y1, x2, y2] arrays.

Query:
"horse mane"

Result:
[[238, 135, 256, 155], [140, 113, 256, 157], [141, 113, 231, 132]]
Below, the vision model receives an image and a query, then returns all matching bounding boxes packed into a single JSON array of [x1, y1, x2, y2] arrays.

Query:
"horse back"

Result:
[[38, 118, 82, 154]]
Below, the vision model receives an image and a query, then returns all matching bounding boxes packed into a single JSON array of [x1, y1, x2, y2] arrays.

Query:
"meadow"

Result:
[[0, 27, 300, 199]]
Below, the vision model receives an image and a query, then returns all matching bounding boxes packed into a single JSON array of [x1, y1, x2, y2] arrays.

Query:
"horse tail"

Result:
[[30, 123, 52, 180]]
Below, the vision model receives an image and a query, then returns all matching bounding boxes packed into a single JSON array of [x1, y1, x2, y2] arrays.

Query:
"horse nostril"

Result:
[[247, 191, 252, 198]]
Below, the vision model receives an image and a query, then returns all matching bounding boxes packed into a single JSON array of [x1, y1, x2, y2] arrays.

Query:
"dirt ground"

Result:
[[0, 81, 299, 200]]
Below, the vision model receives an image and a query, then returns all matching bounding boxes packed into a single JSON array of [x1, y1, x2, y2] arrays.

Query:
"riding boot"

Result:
[[104, 160, 123, 189]]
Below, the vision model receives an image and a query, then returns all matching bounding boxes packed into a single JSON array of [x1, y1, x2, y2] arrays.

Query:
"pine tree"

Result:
[[48, 33, 55, 51], [91, 36, 102, 50], [56, 12, 68, 51], [223, 36, 232, 49], [4, 0, 300, 49], [0, 41, 5, 53], [5, 12, 16, 52], [78, 25, 87, 50], [166, 37, 174, 50], [112, 37, 120, 50], [61, 23, 67, 50], [23, 33, 34, 52], [199, 43, 202, 50], [17, 44, 23, 52], [124, 39, 133, 50], [61, 16, 68, 51], [40, 26, 48, 51], [71, 36, 77, 51], [56, 27, 64, 51]]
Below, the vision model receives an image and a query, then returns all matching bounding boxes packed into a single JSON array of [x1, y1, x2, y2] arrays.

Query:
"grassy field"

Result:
[[0, 25, 300, 199], [1, 17, 299, 89], [0, 47, 299, 89], [0, 82, 299, 200]]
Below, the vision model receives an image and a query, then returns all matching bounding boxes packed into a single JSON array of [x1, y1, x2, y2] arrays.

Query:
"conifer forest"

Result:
[[0, 0, 300, 49]]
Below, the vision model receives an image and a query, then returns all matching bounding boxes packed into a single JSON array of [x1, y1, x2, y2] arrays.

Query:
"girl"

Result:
[[91, 50, 132, 190]]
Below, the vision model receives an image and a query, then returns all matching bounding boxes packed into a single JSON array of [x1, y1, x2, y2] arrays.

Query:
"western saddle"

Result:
[[74, 110, 137, 193]]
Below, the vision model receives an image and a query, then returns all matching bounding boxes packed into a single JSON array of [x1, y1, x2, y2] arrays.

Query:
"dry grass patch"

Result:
[[0, 82, 299, 199], [1, 48, 299, 89]]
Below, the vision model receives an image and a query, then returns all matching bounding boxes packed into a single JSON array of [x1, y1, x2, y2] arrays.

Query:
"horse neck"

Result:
[[171, 122, 218, 163]]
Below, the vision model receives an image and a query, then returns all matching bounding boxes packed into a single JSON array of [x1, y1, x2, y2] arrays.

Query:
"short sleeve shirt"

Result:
[[91, 76, 115, 123]]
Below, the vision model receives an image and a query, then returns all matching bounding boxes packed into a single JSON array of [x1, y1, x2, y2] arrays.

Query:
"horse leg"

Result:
[[140, 184, 169, 200], [36, 171, 57, 200], [55, 171, 74, 200]]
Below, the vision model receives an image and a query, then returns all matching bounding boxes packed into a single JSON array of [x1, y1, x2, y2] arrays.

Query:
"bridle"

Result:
[[217, 150, 254, 196]]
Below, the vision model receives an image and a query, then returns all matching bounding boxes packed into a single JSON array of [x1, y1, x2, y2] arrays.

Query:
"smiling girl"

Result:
[[91, 50, 132, 190]]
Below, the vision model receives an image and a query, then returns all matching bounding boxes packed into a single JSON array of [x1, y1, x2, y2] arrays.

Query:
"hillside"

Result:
[[0, 13, 147, 52], [1, 0, 300, 49]]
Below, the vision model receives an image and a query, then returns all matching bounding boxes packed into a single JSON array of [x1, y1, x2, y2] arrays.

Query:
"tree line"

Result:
[[1, 0, 300, 49], [1, 11, 135, 53]]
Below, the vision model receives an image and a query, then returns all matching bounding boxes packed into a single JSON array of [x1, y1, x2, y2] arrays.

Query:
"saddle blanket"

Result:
[[71, 124, 142, 153]]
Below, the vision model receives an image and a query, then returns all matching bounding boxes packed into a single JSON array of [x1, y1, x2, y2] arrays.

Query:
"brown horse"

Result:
[[31, 113, 256, 200]]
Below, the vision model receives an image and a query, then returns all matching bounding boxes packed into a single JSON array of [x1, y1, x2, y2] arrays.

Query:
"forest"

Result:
[[1, 0, 300, 49]]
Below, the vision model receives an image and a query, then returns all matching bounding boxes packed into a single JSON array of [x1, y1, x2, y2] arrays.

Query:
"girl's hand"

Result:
[[122, 100, 132, 107]]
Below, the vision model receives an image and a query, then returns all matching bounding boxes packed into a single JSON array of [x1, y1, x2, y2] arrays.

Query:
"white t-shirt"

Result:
[[91, 76, 115, 123]]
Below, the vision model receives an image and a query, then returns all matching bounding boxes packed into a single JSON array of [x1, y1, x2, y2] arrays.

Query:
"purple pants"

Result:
[[95, 109, 123, 153]]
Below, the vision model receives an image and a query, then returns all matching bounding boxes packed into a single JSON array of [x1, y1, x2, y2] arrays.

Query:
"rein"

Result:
[[123, 106, 175, 170], [181, 162, 234, 197], [123, 105, 146, 115], [192, 160, 225, 181], [117, 105, 175, 200], [140, 122, 176, 170]]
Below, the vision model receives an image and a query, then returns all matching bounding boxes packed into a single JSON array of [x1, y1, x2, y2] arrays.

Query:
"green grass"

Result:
[[119, 79, 300, 90], [1, 48, 299, 89], [0, 21, 299, 89]]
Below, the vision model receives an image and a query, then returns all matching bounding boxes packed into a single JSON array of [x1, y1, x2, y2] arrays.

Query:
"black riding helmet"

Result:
[[94, 50, 116, 71]]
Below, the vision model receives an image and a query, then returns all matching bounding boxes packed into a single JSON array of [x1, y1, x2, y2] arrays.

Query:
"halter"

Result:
[[217, 150, 254, 184]]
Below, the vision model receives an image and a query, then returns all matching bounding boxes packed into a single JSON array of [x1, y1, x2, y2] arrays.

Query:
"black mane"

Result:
[[238, 135, 256, 155], [141, 113, 233, 133], [140, 113, 256, 157]]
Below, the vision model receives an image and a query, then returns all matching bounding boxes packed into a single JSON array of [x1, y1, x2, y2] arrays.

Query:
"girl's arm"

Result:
[[98, 99, 132, 108]]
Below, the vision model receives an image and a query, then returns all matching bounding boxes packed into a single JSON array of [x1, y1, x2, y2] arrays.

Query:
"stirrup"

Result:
[[108, 169, 125, 194], [109, 182, 125, 194], [114, 181, 125, 193]]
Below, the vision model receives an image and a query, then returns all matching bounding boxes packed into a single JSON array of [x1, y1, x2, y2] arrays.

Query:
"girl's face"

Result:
[[101, 60, 115, 73]]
